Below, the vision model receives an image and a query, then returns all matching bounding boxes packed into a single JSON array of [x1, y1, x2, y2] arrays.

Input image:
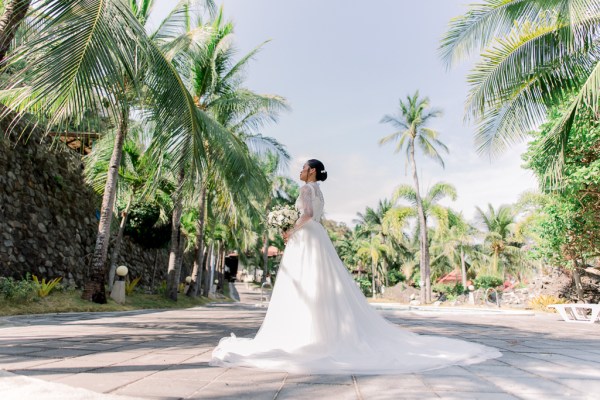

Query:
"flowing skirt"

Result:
[[210, 220, 501, 374]]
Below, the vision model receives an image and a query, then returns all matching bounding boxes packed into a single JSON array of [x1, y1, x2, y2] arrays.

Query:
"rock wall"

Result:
[[0, 129, 171, 289]]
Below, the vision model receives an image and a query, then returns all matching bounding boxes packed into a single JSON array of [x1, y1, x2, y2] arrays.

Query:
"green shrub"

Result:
[[387, 269, 405, 286], [32, 275, 62, 297], [474, 276, 503, 289], [0, 277, 36, 302], [125, 276, 141, 296], [433, 283, 466, 299]]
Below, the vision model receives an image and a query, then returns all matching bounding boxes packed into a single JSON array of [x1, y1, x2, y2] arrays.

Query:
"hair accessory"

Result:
[[321, 170, 326, 173]]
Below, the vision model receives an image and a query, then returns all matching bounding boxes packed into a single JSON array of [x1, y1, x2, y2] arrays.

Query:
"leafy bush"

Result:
[[433, 283, 466, 299], [157, 280, 167, 296], [125, 276, 141, 296], [0, 277, 36, 302], [124, 202, 171, 248], [529, 295, 566, 311], [474, 276, 503, 289], [32, 275, 62, 297], [387, 269, 405, 286]]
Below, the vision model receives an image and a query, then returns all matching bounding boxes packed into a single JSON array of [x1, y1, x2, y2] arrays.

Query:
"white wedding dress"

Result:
[[210, 182, 501, 374]]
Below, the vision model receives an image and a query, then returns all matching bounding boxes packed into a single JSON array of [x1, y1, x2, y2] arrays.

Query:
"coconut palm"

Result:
[[0, 0, 30, 63], [392, 182, 456, 302], [440, 0, 600, 182], [431, 210, 479, 288], [159, 9, 288, 299], [0, 0, 238, 302], [380, 92, 448, 303], [475, 203, 520, 277], [356, 234, 392, 298]]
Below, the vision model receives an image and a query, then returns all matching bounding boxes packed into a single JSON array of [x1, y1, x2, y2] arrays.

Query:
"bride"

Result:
[[210, 159, 501, 374]]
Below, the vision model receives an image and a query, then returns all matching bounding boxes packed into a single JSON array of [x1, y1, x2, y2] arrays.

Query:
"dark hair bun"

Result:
[[307, 159, 327, 182]]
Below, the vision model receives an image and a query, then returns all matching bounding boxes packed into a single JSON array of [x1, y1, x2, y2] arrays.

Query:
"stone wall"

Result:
[[0, 129, 170, 289]]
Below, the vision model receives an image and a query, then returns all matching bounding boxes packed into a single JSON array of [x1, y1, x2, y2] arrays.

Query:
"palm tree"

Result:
[[0, 0, 30, 63], [83, 126, 168, 292], [431, 209, 479, 288], [475, 203, 519, 277], [392, 182, 456, 302], [356, 234, 392, 298], [380, 95, 448, 303], [440, 0, 600, 182], [162, 9, 288, 299]]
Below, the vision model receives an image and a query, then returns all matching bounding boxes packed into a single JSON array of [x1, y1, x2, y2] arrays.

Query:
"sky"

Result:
[[152, 0, 539, 226]]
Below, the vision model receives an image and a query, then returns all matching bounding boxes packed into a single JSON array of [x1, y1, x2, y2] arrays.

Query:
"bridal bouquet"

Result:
[[267, 205, 299, 232]]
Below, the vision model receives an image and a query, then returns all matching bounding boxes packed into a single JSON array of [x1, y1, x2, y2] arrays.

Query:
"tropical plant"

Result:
[[0, 0, 230, 303], [356, 234, 392, 298], [440, 0, 600, 184], [155, 8, 288, 300], [32, 275, 62, 297], [475, 203, 523, 277], [389, 180, 455, 303]]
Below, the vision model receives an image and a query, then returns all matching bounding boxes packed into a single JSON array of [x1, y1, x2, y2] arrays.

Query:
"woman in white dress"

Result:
[[210, 159, 501, 374]]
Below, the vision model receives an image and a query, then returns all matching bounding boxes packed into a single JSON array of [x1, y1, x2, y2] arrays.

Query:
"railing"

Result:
[[484, 288, 501, 308]]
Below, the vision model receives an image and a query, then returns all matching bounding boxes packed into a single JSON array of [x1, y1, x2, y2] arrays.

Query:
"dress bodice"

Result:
[[295, 182, 324, 222]]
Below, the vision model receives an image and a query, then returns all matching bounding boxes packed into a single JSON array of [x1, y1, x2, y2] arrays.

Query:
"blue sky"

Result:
[[152, 0, 538, 226]]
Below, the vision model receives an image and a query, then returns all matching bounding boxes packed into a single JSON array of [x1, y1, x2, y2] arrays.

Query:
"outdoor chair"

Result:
[[548, 303, 600, 324]]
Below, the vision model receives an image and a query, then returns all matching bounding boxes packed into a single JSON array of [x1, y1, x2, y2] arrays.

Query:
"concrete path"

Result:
[[1, 283, 600, 399]]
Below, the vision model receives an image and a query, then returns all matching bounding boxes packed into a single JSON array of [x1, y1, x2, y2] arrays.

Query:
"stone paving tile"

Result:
[[112, 377, 210, 399], [0, 355, 63, 370], [188, 380, 281, 400], [150, 364, 225, 382], [463, 363, 539, 378], [2, 283, 600, 400], [276, 382, 358, 400], [285, 373, 353, 385], [421, 375, 502, 393], [486, 376, 588, 398], [215, 367, 287, 384], [436, 392, 519, 400]]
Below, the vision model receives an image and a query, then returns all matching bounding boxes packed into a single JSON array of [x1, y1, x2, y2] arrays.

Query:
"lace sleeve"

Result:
[[289, 184, 314, 236], [298, 184, 314, 219]]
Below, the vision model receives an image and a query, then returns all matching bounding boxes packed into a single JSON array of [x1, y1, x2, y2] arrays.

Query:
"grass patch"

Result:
[[0, 289, 226, 317]]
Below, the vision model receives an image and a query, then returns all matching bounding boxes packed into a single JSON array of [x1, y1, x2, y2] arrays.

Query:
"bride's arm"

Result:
[[286, 185, 314, 239]]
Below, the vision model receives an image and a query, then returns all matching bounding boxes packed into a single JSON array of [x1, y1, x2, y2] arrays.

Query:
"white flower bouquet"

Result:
[[267, 205, 299, 232]]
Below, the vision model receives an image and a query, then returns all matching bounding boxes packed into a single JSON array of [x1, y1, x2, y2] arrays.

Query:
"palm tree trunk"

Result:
[[572, 260, 585, 301], [108, 195, 132, 292], [208, 242, 217, 295], [174, 233, 186, 294], [408, 141, 430, 303], [166, 167, 185, 301], [82, 108, 129, 302], [188, 186, 207, 297], [203, 244, 212, 297], [261, 230, 269, 283], [371, 261, 376, 298], [0, 0, 31, 63], [460, 247, 467, 288]]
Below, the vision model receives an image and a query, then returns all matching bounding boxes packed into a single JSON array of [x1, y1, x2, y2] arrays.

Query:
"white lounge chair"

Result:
[[548, 303, 600, 324]]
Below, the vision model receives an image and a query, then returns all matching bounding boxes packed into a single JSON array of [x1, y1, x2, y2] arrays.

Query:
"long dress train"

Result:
[[210, 182, 501, 374]]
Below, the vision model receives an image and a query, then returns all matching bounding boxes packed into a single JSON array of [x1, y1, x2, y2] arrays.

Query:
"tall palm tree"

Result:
[[0, 0, 245, 302], [475, 203, 519, 277], [380, 94, 448, 303], [431, 209, 478, 288], [356, 234, 392, 298], [440, 0, 600, 182], [392, 182, 456, 302], [161, 8, 288, 299]]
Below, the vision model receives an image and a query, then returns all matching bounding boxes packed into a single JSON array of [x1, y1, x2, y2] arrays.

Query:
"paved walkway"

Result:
[[1, 283, 599, 400]]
